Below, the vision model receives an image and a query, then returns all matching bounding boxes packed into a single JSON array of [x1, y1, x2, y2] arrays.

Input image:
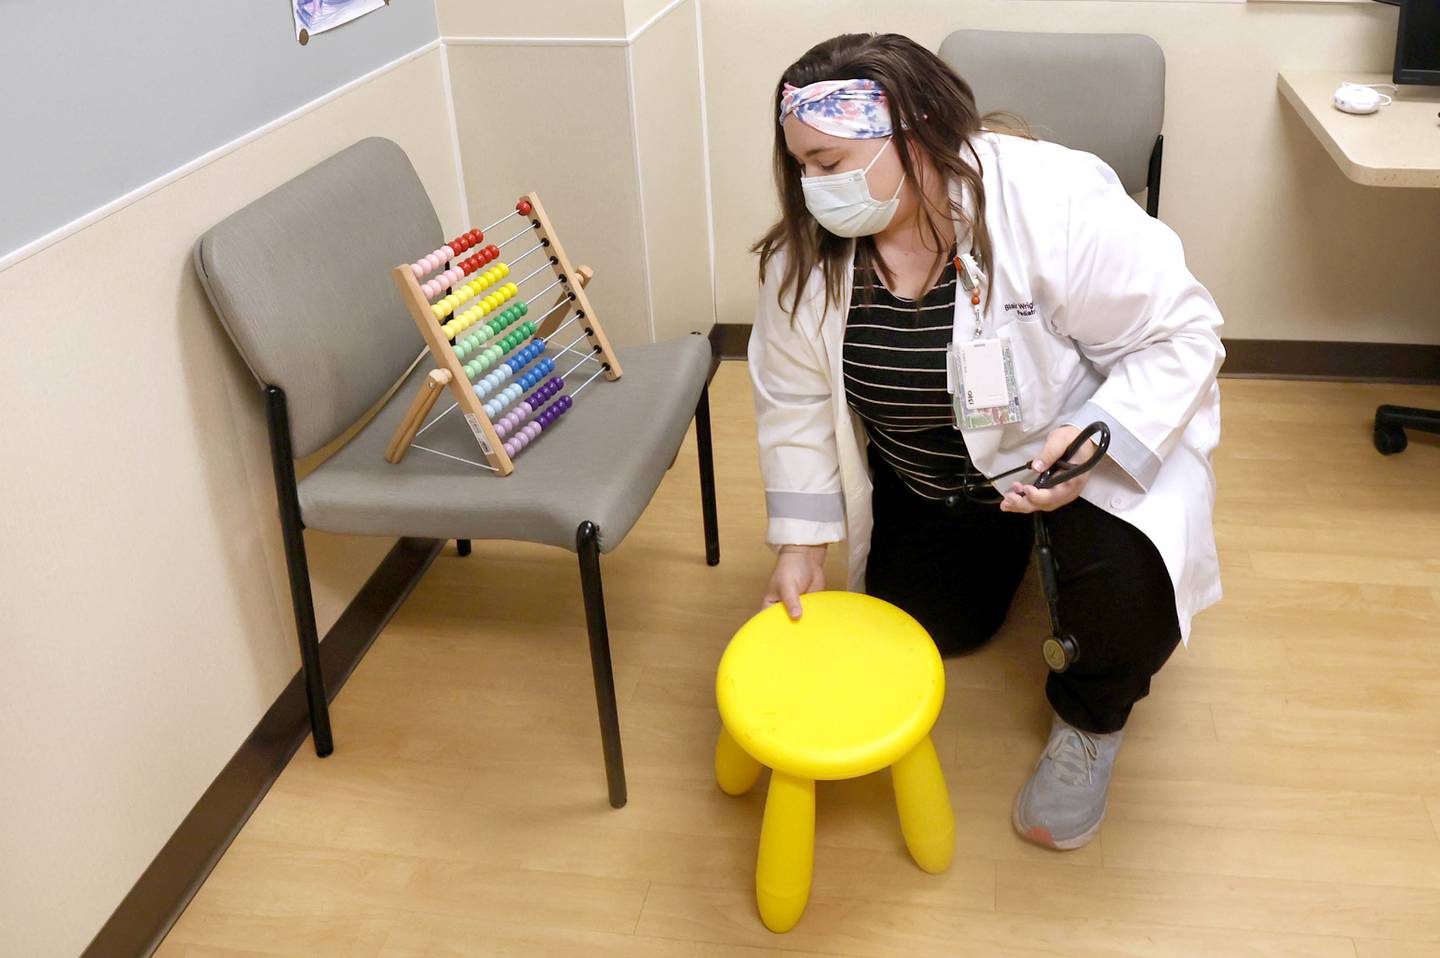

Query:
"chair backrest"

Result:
[[194, 137, 440, 458], [937, 30, 1165, 195]]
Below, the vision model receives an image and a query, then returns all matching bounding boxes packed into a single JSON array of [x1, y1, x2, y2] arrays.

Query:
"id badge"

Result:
[[949, 337, 1022, 429]]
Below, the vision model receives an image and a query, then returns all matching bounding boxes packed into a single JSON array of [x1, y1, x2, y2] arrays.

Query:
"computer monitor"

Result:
[[1394, 0, 1440, 86]]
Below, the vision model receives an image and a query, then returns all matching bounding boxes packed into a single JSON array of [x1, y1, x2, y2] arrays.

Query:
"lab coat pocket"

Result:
[[1000, 317, 1070, 435]]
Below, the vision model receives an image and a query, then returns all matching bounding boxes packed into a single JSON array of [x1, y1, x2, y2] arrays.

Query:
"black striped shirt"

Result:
[[842, 252, 987, 501]]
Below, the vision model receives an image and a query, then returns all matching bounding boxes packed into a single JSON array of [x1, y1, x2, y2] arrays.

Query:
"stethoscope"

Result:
[[943, 421, 1112, 673], [945, 249, 1113, 672]]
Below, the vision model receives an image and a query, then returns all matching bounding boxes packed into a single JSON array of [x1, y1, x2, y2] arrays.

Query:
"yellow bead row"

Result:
[[430, 261, 513, 321], [442, 280, 521, 339]]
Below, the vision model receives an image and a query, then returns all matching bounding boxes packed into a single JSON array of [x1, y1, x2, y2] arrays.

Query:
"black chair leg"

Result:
[[456, 539, 472, 556], [1375, 404, 1440, 455], [576, 521, 627, 808], [1146, 134, 1164, 219], [265, 386, 334, 757], [695, 383, 721, 566]]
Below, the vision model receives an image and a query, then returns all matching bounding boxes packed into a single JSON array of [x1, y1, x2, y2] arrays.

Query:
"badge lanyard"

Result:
[[947, 251, 1022, 430], [955, 251, 984, 339]]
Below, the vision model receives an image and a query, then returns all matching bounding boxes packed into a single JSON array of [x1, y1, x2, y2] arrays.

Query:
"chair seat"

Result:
[[297, 334, 711, 553], [716, 592, 945, 780]]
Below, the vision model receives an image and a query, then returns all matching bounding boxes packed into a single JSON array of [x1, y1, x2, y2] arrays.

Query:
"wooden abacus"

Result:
[[385, 193, 622, 475]]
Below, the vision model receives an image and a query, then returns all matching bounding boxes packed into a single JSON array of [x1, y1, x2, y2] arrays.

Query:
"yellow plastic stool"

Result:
[[715, 591, 954, 933]]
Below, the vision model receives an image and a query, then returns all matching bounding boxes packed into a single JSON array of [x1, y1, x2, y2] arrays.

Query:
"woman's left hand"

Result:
[[1000, 425, 1099, 514]]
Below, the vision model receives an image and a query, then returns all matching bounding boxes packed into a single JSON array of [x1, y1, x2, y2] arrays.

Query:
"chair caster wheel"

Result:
[[1374, 425, 1408, 456], [1042, 634, 1079, 673]]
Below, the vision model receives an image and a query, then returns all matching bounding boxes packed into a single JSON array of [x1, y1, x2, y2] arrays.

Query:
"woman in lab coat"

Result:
[[750, 33, 1224, 850]]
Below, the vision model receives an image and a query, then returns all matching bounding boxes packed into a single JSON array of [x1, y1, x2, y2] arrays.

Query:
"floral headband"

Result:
[[778, 78, 894, 139]]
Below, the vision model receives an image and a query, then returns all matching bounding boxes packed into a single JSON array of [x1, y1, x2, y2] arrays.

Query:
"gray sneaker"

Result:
[[1012, 713, 1124, 850]]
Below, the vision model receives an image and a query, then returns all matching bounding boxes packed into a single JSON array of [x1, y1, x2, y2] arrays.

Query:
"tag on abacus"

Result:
[[464, 413, 493, 454], [949, 338, 1022, 430]]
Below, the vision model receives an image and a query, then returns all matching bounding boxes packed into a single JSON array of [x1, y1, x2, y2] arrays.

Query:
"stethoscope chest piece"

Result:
[[1042, 633, 1079, 673]]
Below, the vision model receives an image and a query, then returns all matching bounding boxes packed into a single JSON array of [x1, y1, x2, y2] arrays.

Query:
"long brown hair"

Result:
[[753, 33, 998, 318]]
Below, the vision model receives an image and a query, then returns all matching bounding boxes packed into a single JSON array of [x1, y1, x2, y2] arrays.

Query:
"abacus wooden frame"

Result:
[[387, 192, 623, 475]]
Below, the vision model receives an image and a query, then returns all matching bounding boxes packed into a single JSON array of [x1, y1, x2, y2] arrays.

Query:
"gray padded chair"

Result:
[[194, 137, 719, 808], [938, 30, 1166, 217]]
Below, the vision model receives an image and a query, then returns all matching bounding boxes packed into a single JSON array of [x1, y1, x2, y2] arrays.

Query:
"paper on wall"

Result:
[[293, 0, 386, 44]]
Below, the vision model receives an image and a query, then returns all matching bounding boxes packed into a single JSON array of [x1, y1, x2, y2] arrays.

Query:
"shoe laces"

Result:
[[1046, 726, 1099, 786]]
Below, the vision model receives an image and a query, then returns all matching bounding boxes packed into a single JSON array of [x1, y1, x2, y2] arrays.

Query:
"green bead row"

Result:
[[459, 320, 540, 380], [452, 300, 531, 360], [486, 299, 529, 335]]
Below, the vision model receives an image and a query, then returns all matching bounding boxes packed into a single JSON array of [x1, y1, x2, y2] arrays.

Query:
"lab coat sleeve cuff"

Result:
[[766, 513, 845, 550], [765, 490, 844, 523], [1066, 400, 1161, 491]]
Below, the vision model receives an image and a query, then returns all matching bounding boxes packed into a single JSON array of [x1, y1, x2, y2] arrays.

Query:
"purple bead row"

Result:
[[493, 376, 566, 439], [502, 394, 574, 459]]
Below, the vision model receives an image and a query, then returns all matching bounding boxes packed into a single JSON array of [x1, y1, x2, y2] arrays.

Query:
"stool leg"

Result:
[[891, 735, 954, 874], [715, 727, 762, 796], [756, 771, 815, 933]]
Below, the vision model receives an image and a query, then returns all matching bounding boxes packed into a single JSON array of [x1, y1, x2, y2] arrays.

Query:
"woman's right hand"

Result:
[[763, 544, 828, 620]]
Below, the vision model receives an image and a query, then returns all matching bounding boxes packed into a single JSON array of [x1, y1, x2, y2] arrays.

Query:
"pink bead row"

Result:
[[420, 268, 467, 300], [408, 246, 454, 282]]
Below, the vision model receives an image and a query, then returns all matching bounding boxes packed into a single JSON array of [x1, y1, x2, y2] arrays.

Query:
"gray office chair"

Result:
[[938, 30, 1166, 217], [194, 137, 719, 808]]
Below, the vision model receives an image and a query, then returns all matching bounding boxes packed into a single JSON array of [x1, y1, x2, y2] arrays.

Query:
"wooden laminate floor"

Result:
[[159, 365, 1440, 958]]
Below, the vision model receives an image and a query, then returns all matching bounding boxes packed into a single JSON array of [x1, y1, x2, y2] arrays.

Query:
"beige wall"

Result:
[[441, 0, 715, 346], [702, 0, 1440, 345], [446, 40, 654, 345], [0, 48, 463, 957], [626, 0, 684, 32], [437, 0, 627, 38], [631, 0, 717, 340]]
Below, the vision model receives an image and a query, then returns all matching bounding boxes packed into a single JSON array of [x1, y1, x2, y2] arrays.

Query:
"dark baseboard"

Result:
[[82, 536, 445, 958], [709, 324, 1440, 384], [710, 323, 750, 361], [1221, 339, 1440, 384]]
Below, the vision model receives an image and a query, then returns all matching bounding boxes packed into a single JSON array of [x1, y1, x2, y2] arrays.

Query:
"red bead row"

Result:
[[448, 228, 485, 253], [458, 244, 501, 276]]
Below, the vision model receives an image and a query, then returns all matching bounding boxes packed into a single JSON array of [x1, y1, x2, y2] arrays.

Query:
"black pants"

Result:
[[864, 451, 1181, 734]]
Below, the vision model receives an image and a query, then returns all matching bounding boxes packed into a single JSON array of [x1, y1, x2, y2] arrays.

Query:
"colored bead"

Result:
[[411, 263, 425, 279], [517, 199, 533, 215]]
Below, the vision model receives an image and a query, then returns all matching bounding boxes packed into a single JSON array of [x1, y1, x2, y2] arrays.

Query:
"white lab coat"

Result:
[[749, 132, 1224, 642]]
